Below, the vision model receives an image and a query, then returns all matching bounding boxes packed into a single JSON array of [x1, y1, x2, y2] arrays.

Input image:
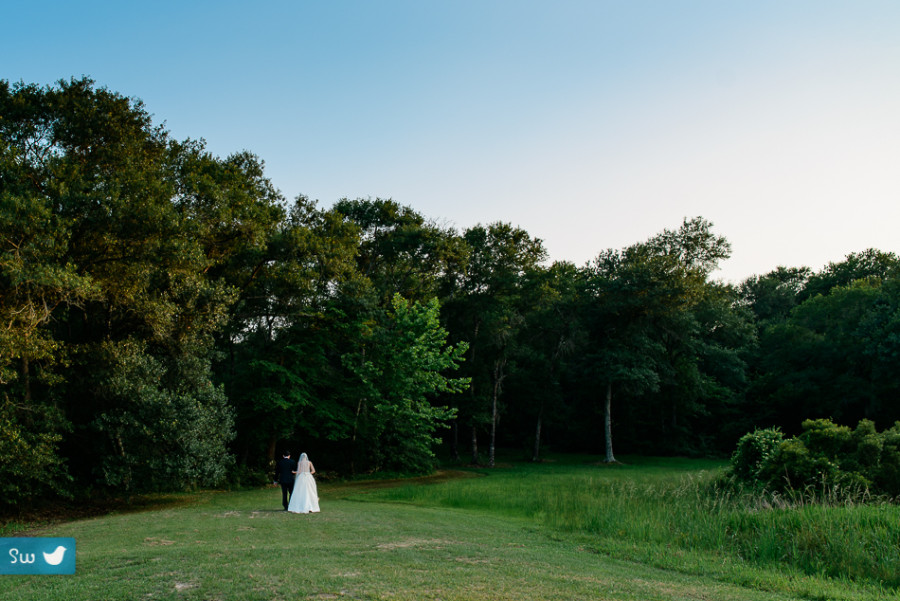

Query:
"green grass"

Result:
[[367, 455, 900, 600], [1, 455, 896, 600]]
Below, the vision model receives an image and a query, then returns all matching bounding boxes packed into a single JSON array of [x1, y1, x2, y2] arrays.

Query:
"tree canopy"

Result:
[[3, 78, 898, 508]]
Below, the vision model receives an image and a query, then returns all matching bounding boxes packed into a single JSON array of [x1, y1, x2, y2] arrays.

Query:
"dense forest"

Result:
[[3, 78, 900, 507]]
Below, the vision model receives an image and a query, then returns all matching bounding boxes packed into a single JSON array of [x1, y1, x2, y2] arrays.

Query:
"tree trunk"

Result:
[[488, 358, 506, 468], [468, 318, 481, 466], [489, 387, 497, 468], [532, 408, 543, 462], [350, 348, 368, 474], [266, 432, 278, 465], [604, 381, 616, 463]]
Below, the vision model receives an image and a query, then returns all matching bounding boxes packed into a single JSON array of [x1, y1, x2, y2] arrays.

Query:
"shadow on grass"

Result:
[[2, 470, 480, 534], [1, 492, 207, 535]]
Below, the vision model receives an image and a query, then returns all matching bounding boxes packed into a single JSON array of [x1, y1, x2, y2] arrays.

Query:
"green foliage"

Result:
[[333, 198, 467, 303], [0, 78, 254, 499], [13, 74, 900, 505], [344, 294, 469, 473], [578, 217, 748, 458], [0, 399, 71, 508], [739, 266, 811, 325], [747, 256, 900, 430], [729, 418, 900, 498], [91, 341, 234, 493], [729, 427, 784, 482], [801, 249, 900, 301]]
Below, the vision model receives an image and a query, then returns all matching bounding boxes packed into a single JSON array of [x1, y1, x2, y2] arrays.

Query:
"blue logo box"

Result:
[[0, 538, 76, 575]]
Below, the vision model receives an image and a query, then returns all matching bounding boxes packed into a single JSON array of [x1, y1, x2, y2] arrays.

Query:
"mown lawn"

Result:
[[1, 456, 895, 600]]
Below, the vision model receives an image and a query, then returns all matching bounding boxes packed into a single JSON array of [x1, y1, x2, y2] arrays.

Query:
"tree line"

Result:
[[3, 78, 899, 507]]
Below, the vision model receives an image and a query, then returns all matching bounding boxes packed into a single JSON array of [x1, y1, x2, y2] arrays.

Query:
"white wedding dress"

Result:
[[287, 453, 320, 514]]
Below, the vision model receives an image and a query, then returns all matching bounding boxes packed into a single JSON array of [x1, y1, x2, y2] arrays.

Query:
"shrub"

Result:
[[729, 418, 900, 500], [875, 423, 900, 496], [798, 418, 852, 457], [728, 427, 783, 482], [759, 436, 842, 492]]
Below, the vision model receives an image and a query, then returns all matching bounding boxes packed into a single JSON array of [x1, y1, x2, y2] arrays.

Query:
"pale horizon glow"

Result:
[[4, 1, 899, 284]]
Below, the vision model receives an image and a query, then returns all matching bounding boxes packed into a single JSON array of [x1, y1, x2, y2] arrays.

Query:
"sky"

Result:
[[4, 1, 900, 283]]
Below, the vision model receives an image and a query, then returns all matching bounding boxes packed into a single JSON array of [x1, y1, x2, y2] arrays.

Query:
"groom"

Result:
[[274, 450, 297, 510]]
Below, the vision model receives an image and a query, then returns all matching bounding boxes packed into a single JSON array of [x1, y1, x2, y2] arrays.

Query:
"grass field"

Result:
[[1, 455, 896, 600]]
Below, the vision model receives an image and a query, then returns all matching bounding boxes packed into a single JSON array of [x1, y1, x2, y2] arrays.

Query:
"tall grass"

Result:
[[368, 456, 900, 593]]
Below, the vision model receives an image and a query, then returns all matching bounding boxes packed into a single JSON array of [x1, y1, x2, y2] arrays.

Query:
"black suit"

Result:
[[275, 456, 297, 510]]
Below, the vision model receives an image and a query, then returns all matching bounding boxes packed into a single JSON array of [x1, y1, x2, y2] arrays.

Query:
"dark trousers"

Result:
[[281, 482, 293, 509]]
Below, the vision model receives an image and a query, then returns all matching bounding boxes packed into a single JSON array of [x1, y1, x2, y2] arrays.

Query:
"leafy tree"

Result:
[[505, 261, 582, 461], [0, 78, 273, 499], [578, 253, 663, 463], [755, 277, 900, 430], [681, 284, 756, 450], [91, 340, 233, 495], [579, 218, 733, 462], [0, 397, 70, 509], [333, 198, 467, 304], [739, 266, 811, 325], [342, 294, 469, 473], [442, 222, 546, 466], [800, 249, 900, 301], [215, 196, 359, 467]]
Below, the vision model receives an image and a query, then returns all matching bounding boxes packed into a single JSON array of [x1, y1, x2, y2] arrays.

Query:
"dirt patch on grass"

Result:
[[376, 537, 455, 550], [144, 537, 176, 546]]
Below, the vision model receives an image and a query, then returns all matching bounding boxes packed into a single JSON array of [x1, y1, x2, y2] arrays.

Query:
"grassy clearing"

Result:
[[367, 455, 899, 600], [1, 455, 896, 600]]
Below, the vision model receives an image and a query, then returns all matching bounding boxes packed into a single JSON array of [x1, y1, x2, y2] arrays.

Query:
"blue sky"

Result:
[[5, 1, 900, 282]]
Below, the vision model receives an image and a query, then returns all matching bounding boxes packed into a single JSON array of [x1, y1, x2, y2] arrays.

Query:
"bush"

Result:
[[728, 427, 783, 482], [875, 424, 900, 496], [798, 418, 852, 457], [729, 418, 900, 500]]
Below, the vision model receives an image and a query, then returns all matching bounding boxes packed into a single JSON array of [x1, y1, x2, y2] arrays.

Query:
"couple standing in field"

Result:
[[275, 451, 320, 514]]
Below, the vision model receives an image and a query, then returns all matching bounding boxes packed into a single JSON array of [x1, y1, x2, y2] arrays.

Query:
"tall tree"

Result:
[[580, 218, 732, 462], [739, 266, 811, 325], [333, 198, 467, 304], [0, 78, 281, 499], [215, 196, 359, 467], [800, 249, 900, 301], [745, 251, 900, 433], [754, 277, 900, 430], [343, 294, 469, 473], [442, 222, 546, 466], [506, 261, 581, 461]]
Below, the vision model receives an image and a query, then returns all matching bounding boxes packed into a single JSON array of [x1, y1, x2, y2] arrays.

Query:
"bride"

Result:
[[287, 452, 320, 514]]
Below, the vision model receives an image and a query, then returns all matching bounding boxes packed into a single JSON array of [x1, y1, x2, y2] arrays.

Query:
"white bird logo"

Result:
[[42, 546, 67, 566]]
